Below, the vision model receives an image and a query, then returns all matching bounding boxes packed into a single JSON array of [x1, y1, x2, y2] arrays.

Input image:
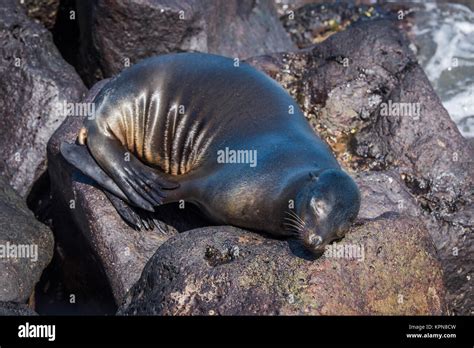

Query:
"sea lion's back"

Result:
[[88, 53, 306, 175]]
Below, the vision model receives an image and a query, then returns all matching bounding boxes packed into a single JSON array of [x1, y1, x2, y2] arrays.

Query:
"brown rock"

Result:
[[118, 217, 446, 315]]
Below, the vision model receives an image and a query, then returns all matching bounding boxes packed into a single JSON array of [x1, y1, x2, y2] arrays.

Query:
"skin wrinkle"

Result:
[[114, 112, 126, 146], [128, 89, 214, 176], [167, 100, 178, 174], [136, 92, 147, 160], [198, 125, 214, 167], [142, 93, 148, 160], [133, 93, 139, 155], [175, 103, 194, 175], [192, 113, 212, 166], [146, 92, 162, 168], [183, 99, 211, 173], [173, 110, 188, 175], [163, 104, 171, 174], [186, 112, 205, 173], [99, 59, 235, 176], [194, 123, 216, 169], [122, 102, 134, 152], [142, 92, 150, 163], [181, 119, 199, 174], [168, 104, 179, 174], [157, 95, 167, 172], [170, 102, 183, 175]]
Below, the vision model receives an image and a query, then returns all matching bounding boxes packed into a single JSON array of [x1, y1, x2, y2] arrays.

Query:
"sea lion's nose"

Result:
[[309, 233, 323, 246]]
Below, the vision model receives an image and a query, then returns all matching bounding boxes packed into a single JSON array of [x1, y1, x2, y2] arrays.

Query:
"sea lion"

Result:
[[61, 52, 360, 254]]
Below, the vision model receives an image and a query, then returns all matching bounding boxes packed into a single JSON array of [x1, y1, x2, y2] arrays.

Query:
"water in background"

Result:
[[411, 2, 474, 138]]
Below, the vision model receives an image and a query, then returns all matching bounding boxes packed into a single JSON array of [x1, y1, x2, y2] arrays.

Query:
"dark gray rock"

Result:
[[0, 176, 54, 303], [118, 218, 445, 315], [355, 170, 420, 220], [248, 19, 473, 314], [75, 0, 295, 85], [47, 81, 210, 303], [0, 0, 86, 197], [0, 301, 38, 316]]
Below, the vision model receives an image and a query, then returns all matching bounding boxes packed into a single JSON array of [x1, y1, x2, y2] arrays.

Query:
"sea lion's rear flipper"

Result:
[[103, 191, 166, 233], [60, 142, 130, 203]]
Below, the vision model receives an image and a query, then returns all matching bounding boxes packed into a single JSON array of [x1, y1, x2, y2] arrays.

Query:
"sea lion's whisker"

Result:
[[283, 219, 301, 229], [286, 209, 305, 225], [283, 216, 305, 230], [284, 224, 302, 235], [283, 220, 303, 233], [283, 225, 302, 236], [285, 211, 306, 228]]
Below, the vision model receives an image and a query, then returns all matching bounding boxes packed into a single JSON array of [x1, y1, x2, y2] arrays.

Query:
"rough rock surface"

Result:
[[47, 81, 210, 303], [0, 301, 38, 316], [21, 0, 60, 29], [280, 2, 399, 48], [0, 0, 86, 197], [248, 19, 473, 314], [0, 176, 54, 303], [75, 0, 295, 85], [355, 170, 420, 220], [118, 218, 445, 315]]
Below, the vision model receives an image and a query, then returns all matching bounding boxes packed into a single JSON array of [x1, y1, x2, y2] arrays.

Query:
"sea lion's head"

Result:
[[289, 169, 360, 254]]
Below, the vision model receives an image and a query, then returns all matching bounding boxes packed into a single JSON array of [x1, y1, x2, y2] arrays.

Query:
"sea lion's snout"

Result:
[[305, 232, 326, 254], [301, 227, 342, 254], [308, 233, 323, 246]]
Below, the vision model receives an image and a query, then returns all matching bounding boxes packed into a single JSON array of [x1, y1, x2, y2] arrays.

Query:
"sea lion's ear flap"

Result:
[[77, 127, 88, 145], [309, 171, 319, 181], [60, 142, 130, 203]]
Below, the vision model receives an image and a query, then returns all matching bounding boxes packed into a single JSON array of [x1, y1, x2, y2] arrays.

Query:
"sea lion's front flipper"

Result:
[[86, 132, 180, 212], [103, 191, 166, 233], [60, 142, 130, 203]]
